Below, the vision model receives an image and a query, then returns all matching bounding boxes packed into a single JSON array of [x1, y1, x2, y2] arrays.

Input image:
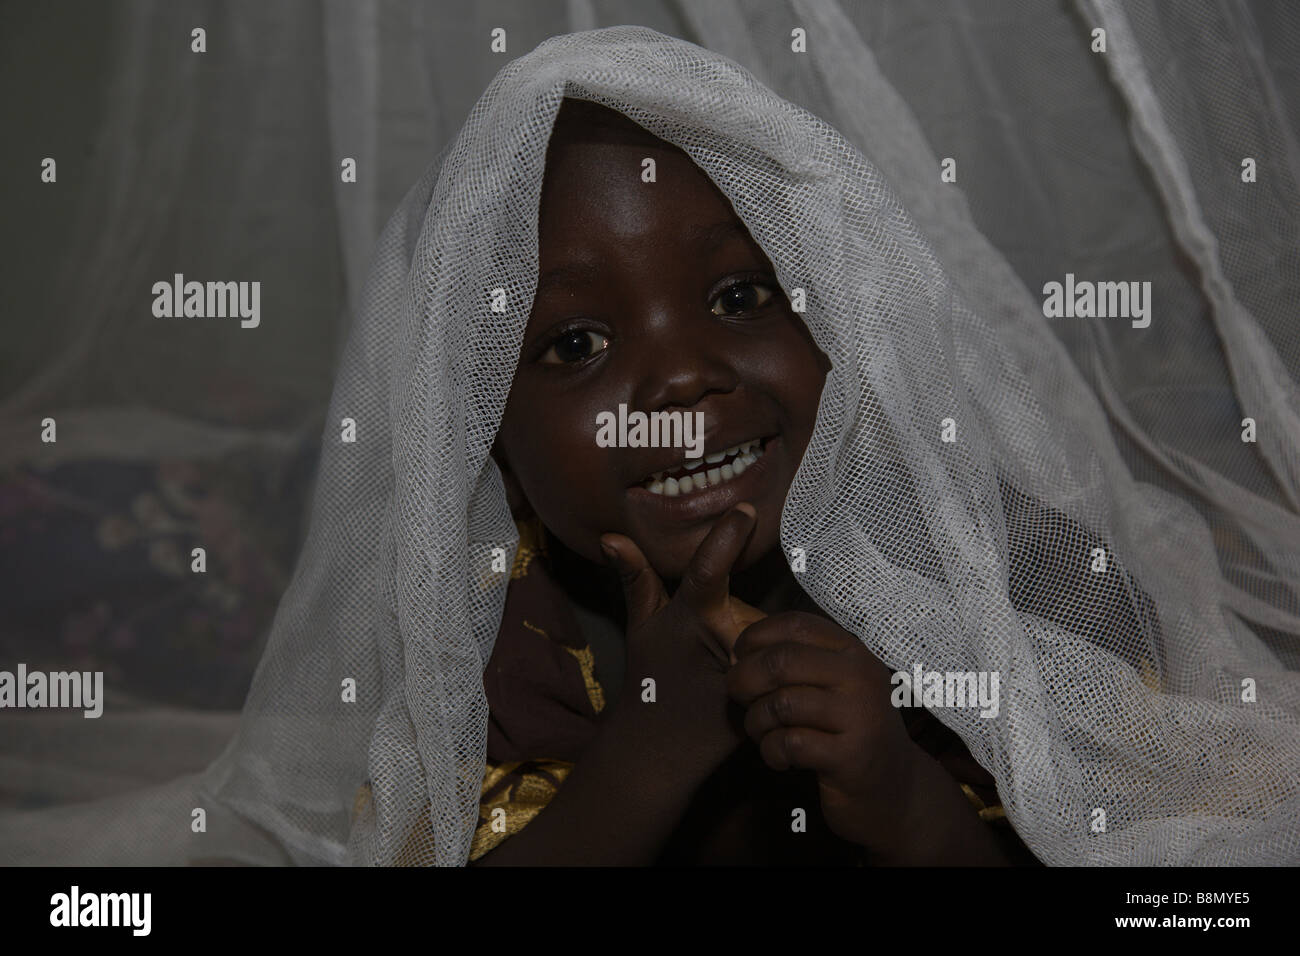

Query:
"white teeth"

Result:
[[700, 439, 761, 465], [641, 437, 769, 495]]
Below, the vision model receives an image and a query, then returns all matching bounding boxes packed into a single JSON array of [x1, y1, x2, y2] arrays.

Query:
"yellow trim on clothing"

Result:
[[960, 782, 1008, 824], [563, 644, 606, 714], [511, 515, 547, 579], [469, 759, 574, 861]]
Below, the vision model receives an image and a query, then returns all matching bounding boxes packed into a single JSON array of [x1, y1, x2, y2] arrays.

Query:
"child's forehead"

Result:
[[536, 150, 742, 251], [543, 104, 726, 201], [552, 97, 656, 138], [536, 99, 760, 265], [546, 98, 687, 162]]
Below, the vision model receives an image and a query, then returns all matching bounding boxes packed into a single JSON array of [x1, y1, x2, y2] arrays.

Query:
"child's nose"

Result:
[[630, 331, 739, 413]]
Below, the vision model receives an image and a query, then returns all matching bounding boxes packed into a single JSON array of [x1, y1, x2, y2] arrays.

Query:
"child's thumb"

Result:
[[600, 534, 668, 629], [729, 594, 767, 632], [722, 594, 767, 665]]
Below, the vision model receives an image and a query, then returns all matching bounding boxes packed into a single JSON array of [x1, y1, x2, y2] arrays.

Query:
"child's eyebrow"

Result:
[[534, 220, 752, 296], [685, 219, 751, 253], [536, 261, 601, 296]]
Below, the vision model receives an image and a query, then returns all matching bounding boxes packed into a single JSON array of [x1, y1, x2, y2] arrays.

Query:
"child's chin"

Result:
[[653, 532, 777, 587]]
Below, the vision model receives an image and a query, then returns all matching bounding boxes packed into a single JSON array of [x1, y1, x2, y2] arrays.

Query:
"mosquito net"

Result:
[[3, 12, 1297, 866]]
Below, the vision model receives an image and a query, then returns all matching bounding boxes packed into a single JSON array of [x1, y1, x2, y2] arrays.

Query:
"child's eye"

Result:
[[539, 327, 610, 365], [710, 280, 775, 316]]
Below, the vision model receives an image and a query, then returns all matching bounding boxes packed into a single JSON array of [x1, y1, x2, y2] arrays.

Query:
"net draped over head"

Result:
[[9, 23, 1299, 866]]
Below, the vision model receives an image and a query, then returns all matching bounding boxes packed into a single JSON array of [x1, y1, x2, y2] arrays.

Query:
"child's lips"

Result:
[[625, 435, 780, 523], [628, 430, 774, 487]]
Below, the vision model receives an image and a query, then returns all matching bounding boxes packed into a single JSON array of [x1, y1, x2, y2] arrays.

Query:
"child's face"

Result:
[[494, 106, 830, 582]]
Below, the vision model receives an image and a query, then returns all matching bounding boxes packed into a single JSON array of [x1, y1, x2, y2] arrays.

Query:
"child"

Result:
[[337, 35, 1183, 865], [465, 97, 1038, 865], [7, 26, 1282, 869]]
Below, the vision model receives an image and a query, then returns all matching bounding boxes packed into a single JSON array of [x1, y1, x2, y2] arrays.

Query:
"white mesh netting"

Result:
[[3, 10, 1298, 866]]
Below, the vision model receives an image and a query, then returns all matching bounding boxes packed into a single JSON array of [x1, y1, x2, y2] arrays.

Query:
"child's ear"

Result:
[[490, 439, 534, 521]]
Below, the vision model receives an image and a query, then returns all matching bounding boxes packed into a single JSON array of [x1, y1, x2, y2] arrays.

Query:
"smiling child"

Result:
[[473, 97, 1037, 866], [1, 22, 1291, 871]]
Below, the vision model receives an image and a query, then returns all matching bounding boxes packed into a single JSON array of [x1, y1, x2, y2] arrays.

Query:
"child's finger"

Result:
[[756, 726, 840, 774], [600, 533, 669, 630], [729, 594, 766, 631], [673, 503, 757, 638], [733, 610, 848, 659], [743, 685, 842, 740], [726, 640, 843, 705], [724, 594, 767, 665]]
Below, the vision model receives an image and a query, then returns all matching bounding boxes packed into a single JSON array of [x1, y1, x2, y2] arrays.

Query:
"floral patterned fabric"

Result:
[[1, 449, 315, 712]]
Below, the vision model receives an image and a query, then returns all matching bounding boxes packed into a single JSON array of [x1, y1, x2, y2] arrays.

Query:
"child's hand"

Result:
[[725, 611, 930, 854], [599, 504, 767, 771]]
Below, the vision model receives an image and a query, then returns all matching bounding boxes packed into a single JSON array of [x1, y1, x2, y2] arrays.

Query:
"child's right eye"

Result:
[[539, 327, 610, 365]]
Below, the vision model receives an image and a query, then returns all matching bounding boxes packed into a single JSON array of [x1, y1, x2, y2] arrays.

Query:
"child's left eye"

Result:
[[538, 327, 610, 365], [710, 281, 774, 316]]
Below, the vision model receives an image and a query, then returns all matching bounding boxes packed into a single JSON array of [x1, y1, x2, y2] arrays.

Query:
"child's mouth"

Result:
[[636, 436, 770, 496], [624, 434, 778, 524]]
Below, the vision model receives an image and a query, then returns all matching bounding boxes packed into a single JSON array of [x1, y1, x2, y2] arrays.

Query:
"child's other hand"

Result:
[[725, 611, 928, 854], [599, 504, 765, 769]]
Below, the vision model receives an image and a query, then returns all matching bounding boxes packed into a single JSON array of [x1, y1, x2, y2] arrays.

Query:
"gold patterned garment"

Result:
[[463, 515, 1022, 859], [352, 515, 607, 864], [467, 514, 608, 860], [357, 507, 1149, 863]]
